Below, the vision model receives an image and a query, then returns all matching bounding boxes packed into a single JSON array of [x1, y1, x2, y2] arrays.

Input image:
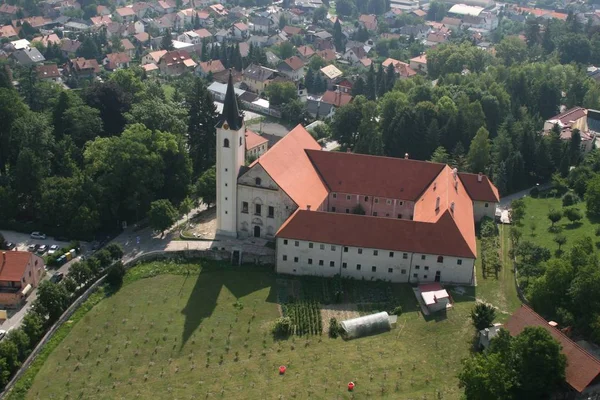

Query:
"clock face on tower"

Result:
[[223, 123, 229, 130]]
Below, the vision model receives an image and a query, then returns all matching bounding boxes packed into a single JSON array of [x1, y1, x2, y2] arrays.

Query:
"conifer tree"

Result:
[[187, 78, 219, 176]]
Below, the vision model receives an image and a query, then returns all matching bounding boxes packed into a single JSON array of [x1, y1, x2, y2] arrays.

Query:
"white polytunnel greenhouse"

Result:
[[340, 312, 392, 340]]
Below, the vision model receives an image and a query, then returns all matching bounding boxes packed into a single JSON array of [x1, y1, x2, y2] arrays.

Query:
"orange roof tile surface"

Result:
[[249, 125, 327, 210], [458, 172, 500, 203], [0, 252, 31, 282], [505, 305, 600, 393], [320, 90, 352, 107], [306, 151, 445, 200], [245, 129, 268, 150]]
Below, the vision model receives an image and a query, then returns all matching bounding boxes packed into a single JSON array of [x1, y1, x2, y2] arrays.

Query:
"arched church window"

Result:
[[224, 138, 230, 148], [255, 177, 262, 186]]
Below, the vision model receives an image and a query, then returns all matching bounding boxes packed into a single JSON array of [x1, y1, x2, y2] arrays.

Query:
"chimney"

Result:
[[307, 205, 311, 211], [478, 172, 483, 182], [450, 202, 455, 214], [404, 153, 409, 159], [452, 168, 458, 180], [346, 148, 351, 153]]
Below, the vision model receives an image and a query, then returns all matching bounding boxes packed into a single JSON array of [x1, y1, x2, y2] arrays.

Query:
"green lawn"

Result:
[[520, 196, 598, 254], [19, 260, 486, 399]]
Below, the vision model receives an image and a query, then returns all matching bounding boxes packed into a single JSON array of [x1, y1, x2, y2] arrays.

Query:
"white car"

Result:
[[30, 232, 46, 240], [48, 245, 60, 255]]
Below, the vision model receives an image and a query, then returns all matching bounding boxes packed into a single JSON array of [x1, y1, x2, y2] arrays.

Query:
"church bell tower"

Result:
[[216, 72, 245, 237]]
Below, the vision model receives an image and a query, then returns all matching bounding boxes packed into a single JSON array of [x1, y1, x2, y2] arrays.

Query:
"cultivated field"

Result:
[[17, 260, 506, 399]]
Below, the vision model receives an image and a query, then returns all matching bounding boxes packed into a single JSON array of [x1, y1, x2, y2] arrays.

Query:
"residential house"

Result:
[[154, 0, 175, 14], [343, 46, 367, 65], [359, 14, 377, 31], [239, 41, 249, 58], [209, 4, 228, 17], [232, 22, 249, 39], [105, 22, 126, 38], [251, 16, 273, 34], [242, 64, 279, 93], [133, 32, 149, 45], [277, 56, 305, 81], [116, 6, 136, 24], [283, 25, 303, 37], [336, 78, 353, 94], [158, 50, 197, 76], [320, 64, 343, 89], [103, 52, 131, 70], [382, 57, 417, 79], [90, 15, 111, 27], [0, 25, 18, 39], [177, 30, 203, 45], [266, 51, 281, 66], [120, 38, 135, 58], [215, 29, 229, 43], [358, 58, 372, 68], [505, 305, 600, 395], [141, 63, 159, 74], [0, 252, 44, 307], [12, 16, 52, 29], [65, 57, 101, 78], [197, 59, 225, 77], [36, 63, 61, 81], [32, 34, 61, 47], [60, 38, 81, 56], [543, 107, 598, 154], [410, 54, 427, 74], [296, 45, 315, 60], [132, 2, 151, 19], [197, 11, 212, 27], [0, 4, 19, 19], [245, 129, 269, 159], [12, 48, 45, 65], [176, 8, 197, 29], [10, 38, 30, 50], [426, 31, 449, 47], [398, 24, 429, 40], [316, 48, 336, 63], [440, 16, 462, 30]]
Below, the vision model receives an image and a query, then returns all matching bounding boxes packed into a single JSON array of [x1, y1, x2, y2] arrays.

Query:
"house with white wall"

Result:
[[215, 73, 499, 286]]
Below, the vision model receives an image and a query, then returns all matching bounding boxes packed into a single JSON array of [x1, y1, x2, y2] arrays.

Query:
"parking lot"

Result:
[[0, 230, 90, 331]]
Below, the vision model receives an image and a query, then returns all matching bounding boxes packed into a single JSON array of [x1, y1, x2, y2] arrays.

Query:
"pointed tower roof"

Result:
[[217, 71, 243, 131]]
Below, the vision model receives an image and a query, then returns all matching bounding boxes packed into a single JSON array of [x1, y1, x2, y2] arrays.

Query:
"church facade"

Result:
[[216, 74, 500, 285]]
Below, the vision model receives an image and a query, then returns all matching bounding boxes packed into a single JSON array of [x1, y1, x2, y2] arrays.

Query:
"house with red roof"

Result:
[[245, 129, 269, 158], [197, 59, 225, 77], [543, 107, 598, 154], [36, 64, 61, 81], [277, 56, 305, 81], [0, 251, 44, 307], [215, 73, 499, 285], [65, 57, 101, 78], [505, 305, 600, 394], [232, 22, 249, 39], [103, 52, 131, 70], [157, 50, 197, 76], [116, 6, 136, 23], [359, 14, 378, 31]]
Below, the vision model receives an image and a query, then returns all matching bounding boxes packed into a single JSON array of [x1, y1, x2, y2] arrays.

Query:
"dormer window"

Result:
[[255, 177, 262, 186], [223, 138, 230, 148]]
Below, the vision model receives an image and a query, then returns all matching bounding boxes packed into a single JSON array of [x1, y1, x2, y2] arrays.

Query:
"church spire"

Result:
[[218, 70, 243, 131]]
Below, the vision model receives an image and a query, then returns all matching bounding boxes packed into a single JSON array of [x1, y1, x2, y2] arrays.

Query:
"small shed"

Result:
[[419, 283, 451, 313], [478, 324, 503, 350], [340, 312, 392, 340]]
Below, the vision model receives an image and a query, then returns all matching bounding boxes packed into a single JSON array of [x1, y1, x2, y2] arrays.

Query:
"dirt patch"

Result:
[[320, 304, 360, 334], [183, 207, 217, 239]]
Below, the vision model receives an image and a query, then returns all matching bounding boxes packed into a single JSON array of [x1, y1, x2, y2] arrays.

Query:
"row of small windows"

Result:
[[242, 202, 274, 218], [330, 206, 412, 219], [280, 242, 463, 265], [223, 138, 243, 147], [331, 193, 404, 206]]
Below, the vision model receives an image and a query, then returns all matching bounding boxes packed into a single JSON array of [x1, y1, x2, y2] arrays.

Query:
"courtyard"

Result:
[[13, 260, 491, 400]]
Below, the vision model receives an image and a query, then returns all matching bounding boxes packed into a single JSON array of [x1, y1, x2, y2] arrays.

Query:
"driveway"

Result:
[[498, 183, 552, 208]]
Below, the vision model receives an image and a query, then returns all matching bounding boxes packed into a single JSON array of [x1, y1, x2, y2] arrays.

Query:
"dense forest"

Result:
[[0, 67, 218, 240]]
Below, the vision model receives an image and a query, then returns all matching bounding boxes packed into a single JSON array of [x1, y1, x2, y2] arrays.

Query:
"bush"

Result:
[[530, 186, 540, 197], [106, 261, 125, 288], [391, 306, 403, 316], [328, 317, 339, 338], [272, 317, 292, 337], [596, 226, 600, 237], [563, 207, 583, 223], [562, 191, 580, 207], [480, 217, 497, 237]]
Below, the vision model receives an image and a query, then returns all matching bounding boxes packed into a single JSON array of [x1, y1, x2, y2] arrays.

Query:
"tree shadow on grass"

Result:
[[180, 264, 277, 348], [564, 222, 583, 230]]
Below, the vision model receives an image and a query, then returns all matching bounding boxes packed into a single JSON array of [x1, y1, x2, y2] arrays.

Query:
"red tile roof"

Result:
[[283, 55, 304, 71], [306, 150, 445, 200], [277, 209, 476, 258], [283, 25, 303, 36], [359, 14, 377, 30], [36, 64, 60, 79], [245, 129, 268, 150], [547, 107, 587, 126], [116, 6, 135, 16], [247, 125, 327, 210], [458, 172, 500, 203], [194, 28, 212, 39], [320, 90, 352, 107], [0, 24, 18, 38], [199, 59, 225, 74], [316, 49, 336, 62], [505, 305, 600, 393], [0, 252, 32, 282], [297, 45, 315, 57]]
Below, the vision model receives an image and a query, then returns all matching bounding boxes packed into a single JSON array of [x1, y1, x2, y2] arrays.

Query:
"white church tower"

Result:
[[216, 72, 245, 237]]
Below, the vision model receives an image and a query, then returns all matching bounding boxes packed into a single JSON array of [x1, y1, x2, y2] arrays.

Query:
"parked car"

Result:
[[30, 232, 46, 240], [50, 272, 64, 283], [37, 245, 48, 254], [48, 245, 60, 255], [5, 242, 15, 250], [27, 244, 37, 252]]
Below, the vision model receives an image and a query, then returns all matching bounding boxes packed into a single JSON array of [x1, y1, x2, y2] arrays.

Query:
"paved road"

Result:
[[0, 231, 90, 331], [246, 121, 289, 137], [498, 183, 552, 208]]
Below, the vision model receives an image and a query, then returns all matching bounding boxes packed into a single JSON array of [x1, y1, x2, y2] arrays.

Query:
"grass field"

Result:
[[19, 260, 491, 400], [520, 196, 598, 254]]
